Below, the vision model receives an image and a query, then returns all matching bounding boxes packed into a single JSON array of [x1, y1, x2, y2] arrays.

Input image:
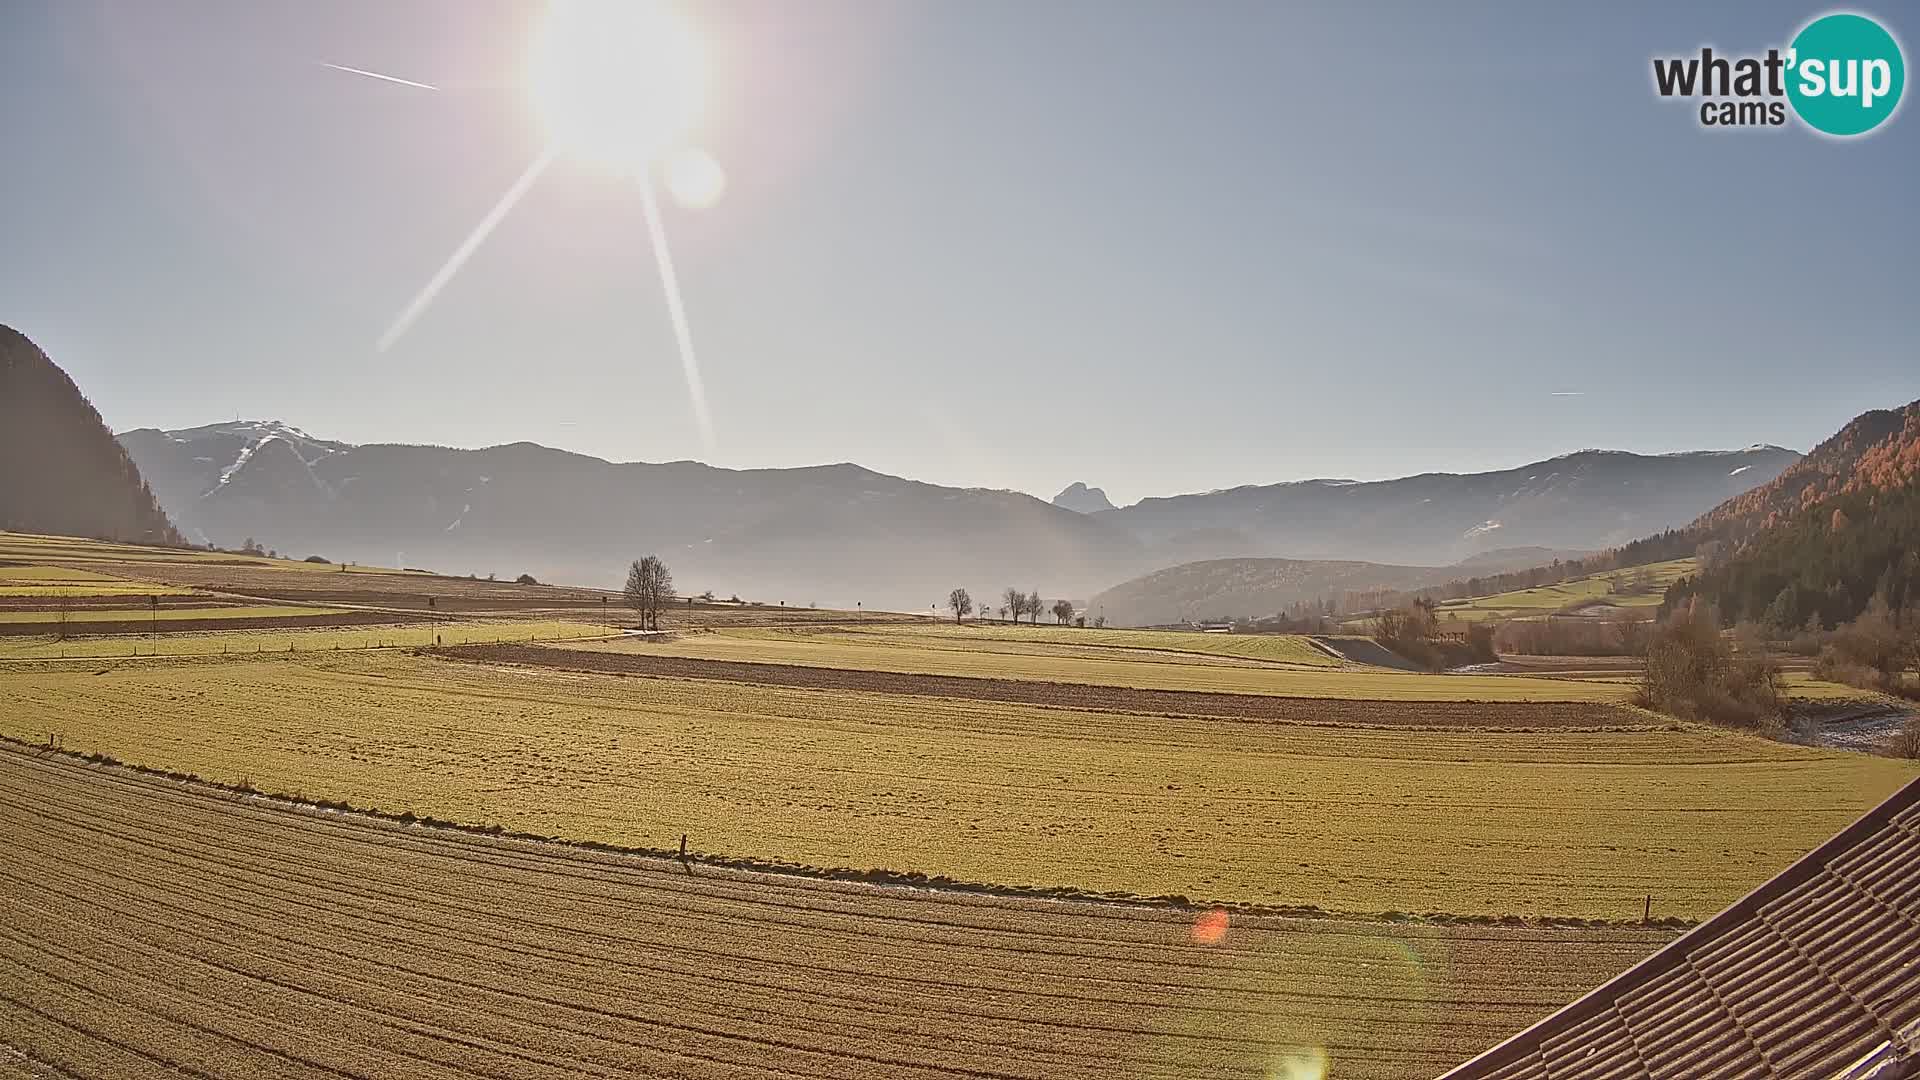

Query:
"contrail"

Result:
[[321, 62, 440, 91], [1550, 391, 1586, 397], [637, 169, 716, 451], [378, 146, 559, 352]]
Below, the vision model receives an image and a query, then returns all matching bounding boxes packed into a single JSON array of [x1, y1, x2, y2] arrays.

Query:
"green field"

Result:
[[1429, 558, 1697, 624], [2, 650, 1908, 920]]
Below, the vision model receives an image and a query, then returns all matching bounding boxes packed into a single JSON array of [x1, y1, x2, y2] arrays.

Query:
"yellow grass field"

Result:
[[0, 619, 614, 659], [0, 563, 198, 597], [0, 603, 337, 624], [0, 747, 1668, 1080], [883, 623, 1345, 665], [0, 531, 402, 572], [561, 625, 1641, 702], [2, 651, 1909, 921]]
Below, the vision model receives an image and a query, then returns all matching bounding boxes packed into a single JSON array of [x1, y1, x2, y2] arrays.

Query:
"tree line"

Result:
[[946, 587, 1082, 626]]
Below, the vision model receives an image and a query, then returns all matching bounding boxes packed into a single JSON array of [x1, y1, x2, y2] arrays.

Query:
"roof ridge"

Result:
[[1437, 775, 1920, 1080]]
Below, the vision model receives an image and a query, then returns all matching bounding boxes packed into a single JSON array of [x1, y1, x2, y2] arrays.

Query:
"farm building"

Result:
[[1437, 776, 1920, 1079]]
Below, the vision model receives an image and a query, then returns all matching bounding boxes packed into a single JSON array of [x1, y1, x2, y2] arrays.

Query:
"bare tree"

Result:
[[947, 588, 973, 624], [1003, 587, 1023, 625], [624, 560, 646, 625], [997, 606, 1008, 622], [646, 556, 674, 630], [1026, 589, 1043, 625], [624, 555, 675, 630], [1052, 599, 1074, 625]]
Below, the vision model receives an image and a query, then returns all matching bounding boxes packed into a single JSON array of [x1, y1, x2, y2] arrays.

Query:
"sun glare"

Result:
[[528, 0, 708, 170], [663, 147, 727, 209]]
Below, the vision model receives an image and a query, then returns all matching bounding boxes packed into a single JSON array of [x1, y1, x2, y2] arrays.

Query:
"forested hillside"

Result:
[[1663, 400, 1920, 629], [0, 326, 179, 545], [1692, 402, 1918, 540]]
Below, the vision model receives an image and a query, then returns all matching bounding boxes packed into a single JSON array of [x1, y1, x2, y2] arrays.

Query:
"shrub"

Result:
[[1888, 716, 1920, 759], [303, 554, 330, 564], [1494, 615, 1649, 657], [1634, 608, 1783, 729], [514, 573, 540, 586], [1811, 612, 1919, 699], [1370, 601, 1494, 670]]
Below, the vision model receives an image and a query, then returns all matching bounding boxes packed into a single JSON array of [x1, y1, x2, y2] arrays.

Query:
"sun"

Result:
[[527, 0, 708, 171]]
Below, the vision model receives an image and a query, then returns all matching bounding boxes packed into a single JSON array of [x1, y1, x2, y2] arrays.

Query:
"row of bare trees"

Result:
[[945, 587, 1076, 625]]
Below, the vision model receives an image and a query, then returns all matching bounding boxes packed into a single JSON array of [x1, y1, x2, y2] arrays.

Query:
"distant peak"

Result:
[[1052, 482, 1116, 514]]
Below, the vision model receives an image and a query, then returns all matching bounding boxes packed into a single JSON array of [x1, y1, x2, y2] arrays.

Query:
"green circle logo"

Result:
[[1787, 13, 1905, 136]]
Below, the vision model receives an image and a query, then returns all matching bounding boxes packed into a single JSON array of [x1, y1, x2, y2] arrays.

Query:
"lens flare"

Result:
[[378, 147, 559, 352], [663, 147, 726, 209], [1268, 1047, 1329, 1080], [637, 168, 715, 450], [1191, 909, 1230, 945]]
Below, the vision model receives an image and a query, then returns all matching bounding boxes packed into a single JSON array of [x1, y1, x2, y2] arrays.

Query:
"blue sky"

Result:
[[2, 1, 1914, 504]]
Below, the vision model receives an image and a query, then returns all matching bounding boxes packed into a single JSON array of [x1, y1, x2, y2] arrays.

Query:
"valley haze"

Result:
[[120, 418, 1797, 615]]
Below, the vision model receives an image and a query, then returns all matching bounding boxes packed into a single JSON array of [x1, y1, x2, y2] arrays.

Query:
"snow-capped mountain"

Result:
[[117, 421, 350, 542]]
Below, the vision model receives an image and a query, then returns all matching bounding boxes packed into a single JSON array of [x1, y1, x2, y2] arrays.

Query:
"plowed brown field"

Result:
[[0, 747, 1664, 1080]]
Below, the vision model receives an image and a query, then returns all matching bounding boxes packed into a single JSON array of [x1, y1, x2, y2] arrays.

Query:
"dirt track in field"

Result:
[[434, 644, 1651, 729], [0, 747, 1662, 1079]]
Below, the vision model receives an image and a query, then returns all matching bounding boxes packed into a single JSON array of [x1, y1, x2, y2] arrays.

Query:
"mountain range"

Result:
[[116, 416, 1796, 613]]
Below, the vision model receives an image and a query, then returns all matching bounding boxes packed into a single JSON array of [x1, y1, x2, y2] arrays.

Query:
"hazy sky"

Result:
[[3, 1, 1915, 505]]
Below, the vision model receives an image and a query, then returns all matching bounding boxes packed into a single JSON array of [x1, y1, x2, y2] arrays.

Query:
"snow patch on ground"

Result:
[[1817, 707, 1912, 753], [1729, 465, 1751, 476], [216, 434, 275, 487]]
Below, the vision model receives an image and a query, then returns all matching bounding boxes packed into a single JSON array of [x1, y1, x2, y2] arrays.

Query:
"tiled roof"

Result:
[[1438, 776, 1920, 1080]]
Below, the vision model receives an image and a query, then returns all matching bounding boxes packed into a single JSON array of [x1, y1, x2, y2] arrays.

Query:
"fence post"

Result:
[[1643, 895, 1651, 923]]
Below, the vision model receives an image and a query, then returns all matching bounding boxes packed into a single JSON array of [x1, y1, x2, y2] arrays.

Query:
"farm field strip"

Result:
[[3, 652, 1909, 919], [441, 643, 1658, 728], [1430, 558, 1698, 623], [0, 619, 615, 659], [560, 629, 1638, 702], [839, 625, 1345, 667], [0, 747, 1667, 1080], [0, 603, 337, 624]]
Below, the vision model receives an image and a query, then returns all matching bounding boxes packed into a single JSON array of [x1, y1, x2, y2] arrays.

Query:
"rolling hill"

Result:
[[1088, 556, 1459, 626], [1093, 446, 1798, 567], [0, 326, 179, 546]]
